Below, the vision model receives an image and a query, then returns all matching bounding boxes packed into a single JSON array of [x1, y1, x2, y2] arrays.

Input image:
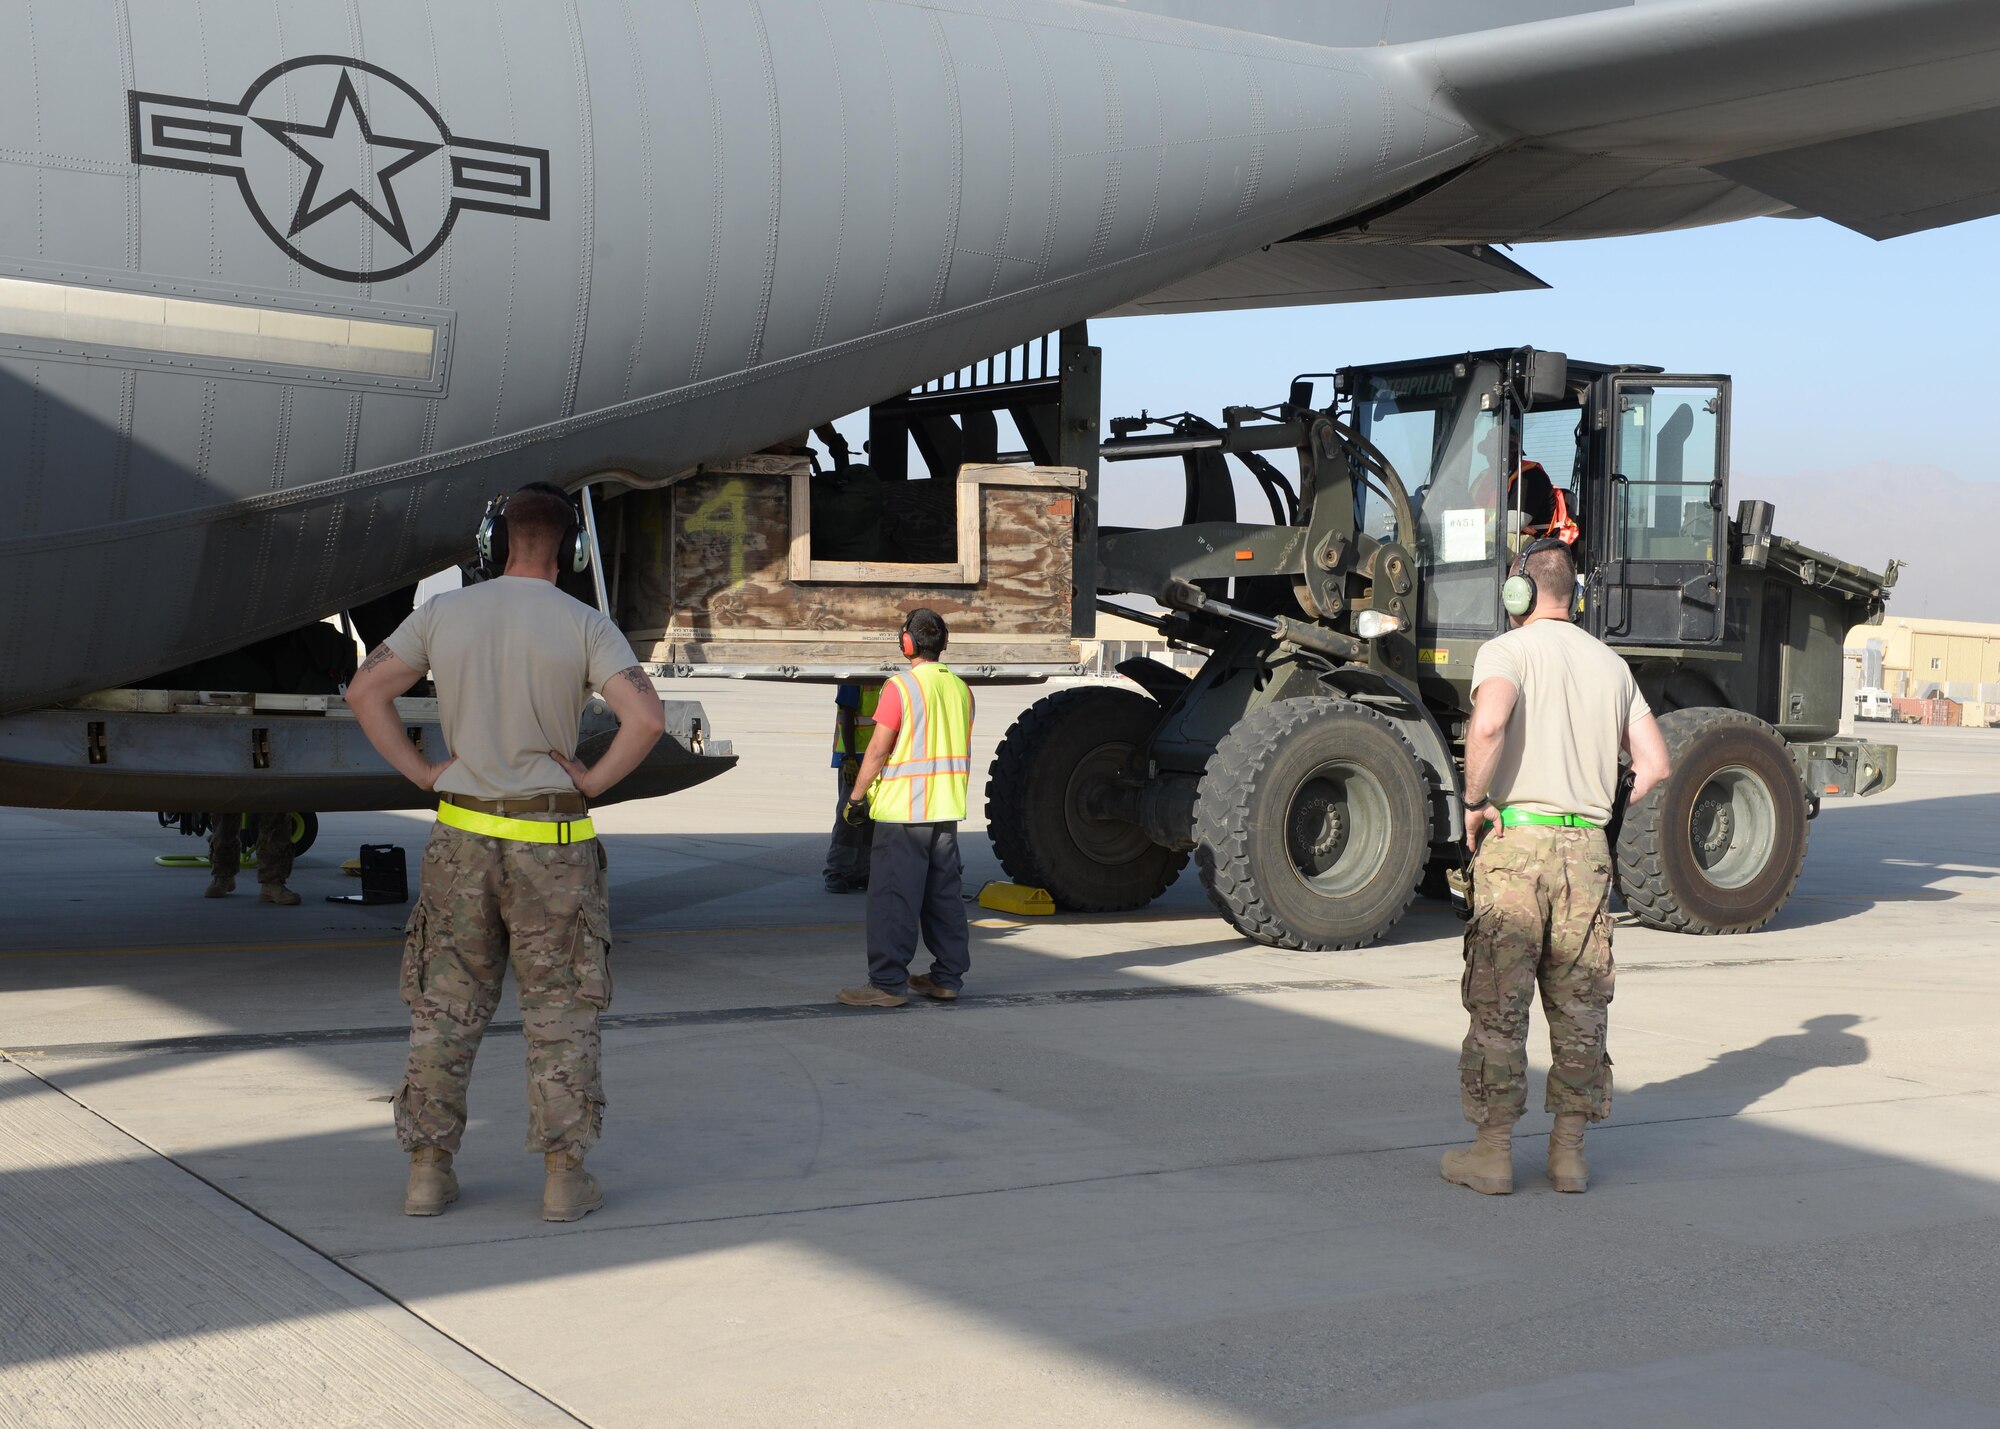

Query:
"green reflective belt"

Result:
[[1500, 807, 1600, 829], [437, 800, 596, 844]]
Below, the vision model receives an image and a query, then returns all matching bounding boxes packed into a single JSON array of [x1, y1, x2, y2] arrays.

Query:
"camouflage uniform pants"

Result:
[[1459, 824, 1615, 1126], [208, 813, 295, 886], [393, 817, 612, 1156]]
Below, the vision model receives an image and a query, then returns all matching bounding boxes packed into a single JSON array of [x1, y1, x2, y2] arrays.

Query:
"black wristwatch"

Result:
[[1463, 794, 1492, 811]]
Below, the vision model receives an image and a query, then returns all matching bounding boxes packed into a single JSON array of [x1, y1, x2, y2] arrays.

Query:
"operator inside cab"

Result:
[[1469, 416, 1580, 551]]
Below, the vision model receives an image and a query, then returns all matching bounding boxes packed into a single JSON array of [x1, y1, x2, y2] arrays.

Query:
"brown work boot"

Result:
[[404, 1147, 459, 1216], [260, 882, 302, 906], [203, 871, 236, 898], [542, 1150, 604, 1223], [908, 974, 958, 1001], [1548, 1113, 1590, 1193], [1441, 1121, 1515, 1195], [835, 984, 908, 1008]]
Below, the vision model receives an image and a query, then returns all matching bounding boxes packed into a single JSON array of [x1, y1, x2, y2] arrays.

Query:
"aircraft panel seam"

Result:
[[0, 147, 126, 179], [744, 0, 784, 364], [1234, 52, 1266, 220], [617, 0, 656, 397], [687, 0, 723, 381], [980, 8, 1020, 299], [1083, 31, 1122, 267], [925, 9, 968, 313], [560, 0, 593, 418]]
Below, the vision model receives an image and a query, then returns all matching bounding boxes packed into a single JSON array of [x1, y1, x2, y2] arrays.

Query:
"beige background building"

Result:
[[1844, 615, 2000, 702]]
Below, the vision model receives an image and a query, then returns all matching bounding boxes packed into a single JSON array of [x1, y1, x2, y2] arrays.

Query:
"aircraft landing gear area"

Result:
[[152, 811, 320, 869]]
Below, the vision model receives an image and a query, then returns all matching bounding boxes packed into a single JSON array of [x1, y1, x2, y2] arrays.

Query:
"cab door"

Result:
[[1592, 376, 1729, 645]]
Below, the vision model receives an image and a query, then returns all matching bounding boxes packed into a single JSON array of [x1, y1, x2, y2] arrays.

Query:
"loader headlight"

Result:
[[1353, 610, 1404, 640]]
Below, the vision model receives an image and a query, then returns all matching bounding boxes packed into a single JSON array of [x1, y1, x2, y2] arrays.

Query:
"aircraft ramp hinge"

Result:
[[251, 727, 271, 770], [86, 721, 107, 765]]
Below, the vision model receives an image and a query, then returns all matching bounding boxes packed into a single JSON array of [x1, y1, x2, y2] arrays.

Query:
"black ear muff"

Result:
[[486, 483, 591, 577], [474, 494, 509, 579]]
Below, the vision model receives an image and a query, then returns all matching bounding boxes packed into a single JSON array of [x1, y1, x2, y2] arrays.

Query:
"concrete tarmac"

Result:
[[2, 682, 1997, 1427]]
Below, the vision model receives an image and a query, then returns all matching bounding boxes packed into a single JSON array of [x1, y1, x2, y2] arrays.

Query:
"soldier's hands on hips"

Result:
[[419, 757, 457, 792], [1465, 804, 1499, 853], [550, 749, 598, 799]]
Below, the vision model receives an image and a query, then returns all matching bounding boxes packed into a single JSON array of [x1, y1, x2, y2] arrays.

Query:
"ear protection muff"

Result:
[[473, 484, 591, 578], [1502, 537, 1569, 617], [899, 613, 917, 659]]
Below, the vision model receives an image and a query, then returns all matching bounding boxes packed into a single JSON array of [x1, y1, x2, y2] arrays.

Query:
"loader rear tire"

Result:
[[1616, 707, 1807, 935]]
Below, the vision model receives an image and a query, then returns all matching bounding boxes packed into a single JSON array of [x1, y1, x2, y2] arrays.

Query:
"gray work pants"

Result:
[[866, 820, 970, 991]]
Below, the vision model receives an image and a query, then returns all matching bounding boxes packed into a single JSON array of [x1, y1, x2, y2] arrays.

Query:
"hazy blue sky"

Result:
[[1092, 213, 1999, 483]]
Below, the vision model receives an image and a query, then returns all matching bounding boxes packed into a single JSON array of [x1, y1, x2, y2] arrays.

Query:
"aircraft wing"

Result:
[[1100, 0, 2000, 311], [1099, 243, 1547, 318], [1350, 0, 2000, 244]]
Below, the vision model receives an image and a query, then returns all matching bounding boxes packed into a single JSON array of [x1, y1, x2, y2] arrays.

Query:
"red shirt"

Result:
[[871, 669, 973, 735]]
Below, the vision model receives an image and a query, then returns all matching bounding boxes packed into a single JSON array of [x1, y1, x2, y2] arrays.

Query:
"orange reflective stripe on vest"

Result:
[[866, 663, 972, 823]]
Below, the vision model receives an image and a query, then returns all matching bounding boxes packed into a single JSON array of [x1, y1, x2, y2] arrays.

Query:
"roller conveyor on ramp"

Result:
[[0, 1059, 575, 1429]]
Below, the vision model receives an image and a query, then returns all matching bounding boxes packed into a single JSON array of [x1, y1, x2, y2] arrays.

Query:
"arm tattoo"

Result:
[[358, 645, 394, 676], [617, 666, 654, 698]]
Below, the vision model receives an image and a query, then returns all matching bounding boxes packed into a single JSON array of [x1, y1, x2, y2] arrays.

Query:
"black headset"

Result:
[[474, 482, 591, 579], [1502, 537, 1571, 617]]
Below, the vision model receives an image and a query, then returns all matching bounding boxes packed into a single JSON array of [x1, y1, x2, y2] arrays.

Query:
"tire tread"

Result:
[[1615, 706, 1807, 935], [1192, 697, 1427, 951]]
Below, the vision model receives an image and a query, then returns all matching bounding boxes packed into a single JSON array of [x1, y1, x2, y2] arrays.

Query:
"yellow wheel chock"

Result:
[[976, 881, 1056, 916]]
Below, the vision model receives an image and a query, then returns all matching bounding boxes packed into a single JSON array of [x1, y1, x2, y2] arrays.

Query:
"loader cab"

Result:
[[1348, 353, 1585, 642], [1344, 349, 1729, 650]]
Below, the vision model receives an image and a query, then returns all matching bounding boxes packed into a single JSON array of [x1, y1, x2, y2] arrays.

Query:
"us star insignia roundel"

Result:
[[129, 56, 550, 283]]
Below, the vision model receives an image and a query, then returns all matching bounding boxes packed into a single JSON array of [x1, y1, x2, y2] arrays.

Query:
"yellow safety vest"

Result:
[[866, 663, 972, 823], [832, 683, 882, 758]]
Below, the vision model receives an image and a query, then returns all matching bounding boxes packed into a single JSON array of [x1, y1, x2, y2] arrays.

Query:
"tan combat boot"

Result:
[[1548, 1113, 1590, 1193], [543, 1150, 604, 1223], [1440, 1121, 1515, 1195], [203, 870, 236, 898], [260, 882, 302, 906], [835, 984, 908, 1008], [404, 1146, 459, 1216]]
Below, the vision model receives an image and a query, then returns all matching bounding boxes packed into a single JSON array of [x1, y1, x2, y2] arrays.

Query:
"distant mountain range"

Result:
[[1733, 463, 1995, 624]]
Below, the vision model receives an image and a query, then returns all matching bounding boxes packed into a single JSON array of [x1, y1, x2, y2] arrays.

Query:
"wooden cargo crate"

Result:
[[610, 455, 1085, 672]]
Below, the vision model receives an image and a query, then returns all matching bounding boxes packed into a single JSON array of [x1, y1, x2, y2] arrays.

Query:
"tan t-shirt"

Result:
[[384, 577, 640, 802], [1470, 618, 1651, 825]]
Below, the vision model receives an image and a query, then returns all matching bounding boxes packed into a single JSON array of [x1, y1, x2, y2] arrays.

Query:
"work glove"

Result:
[[840, 756, 862, 782], [841, 798, 870, 828]]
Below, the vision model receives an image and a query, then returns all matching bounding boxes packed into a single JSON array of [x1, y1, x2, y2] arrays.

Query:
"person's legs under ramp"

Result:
[[916, 824, 971, 990], [824, 767, 874, 889], [205, 815, 240, 896], [395, 826, 509, 1154], [254, 812, 296, 887]]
